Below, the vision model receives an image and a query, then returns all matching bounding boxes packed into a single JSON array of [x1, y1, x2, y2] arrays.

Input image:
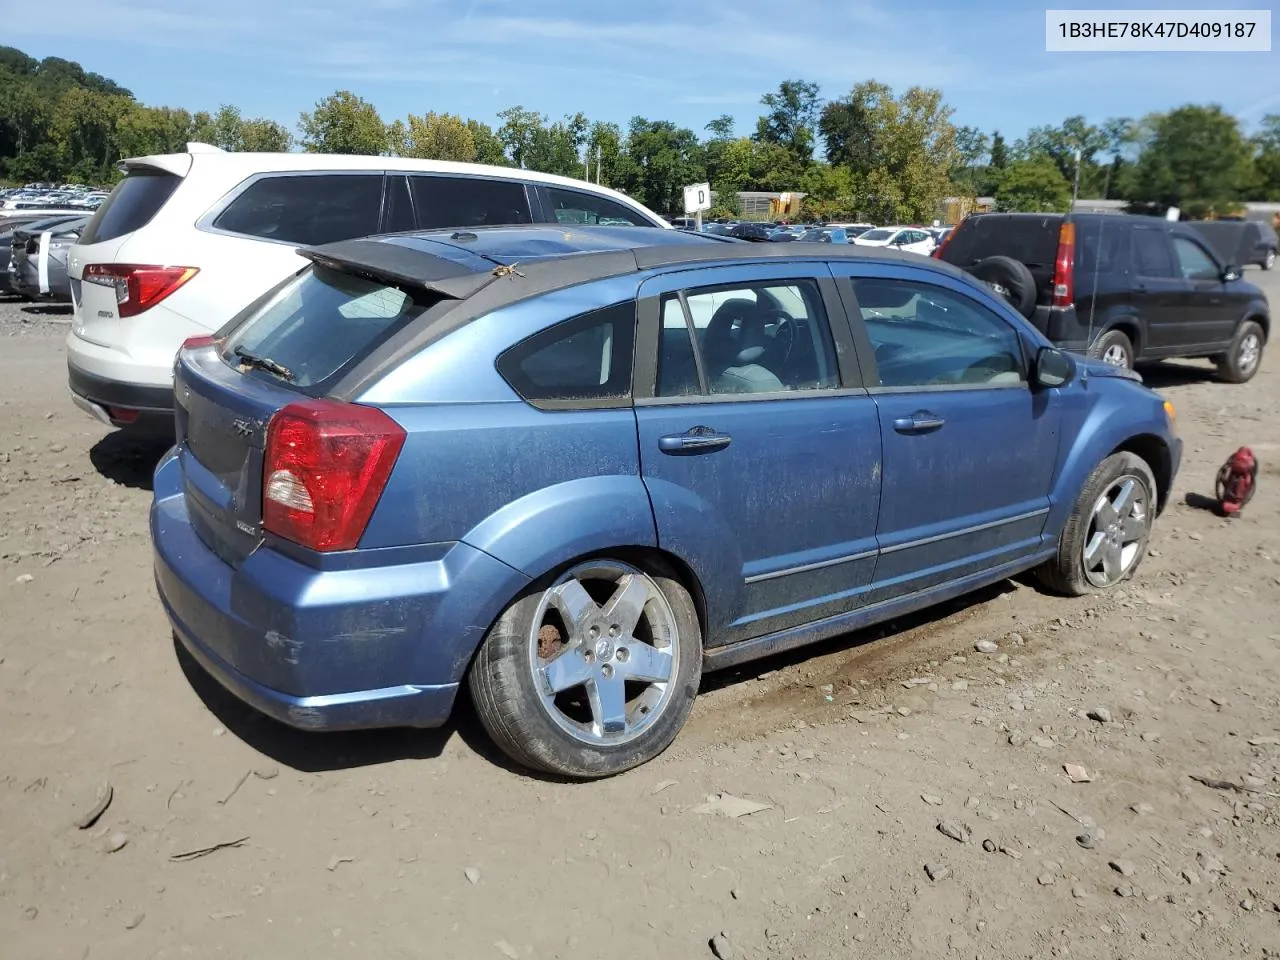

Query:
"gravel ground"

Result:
[[2, 280, 1280, 960]]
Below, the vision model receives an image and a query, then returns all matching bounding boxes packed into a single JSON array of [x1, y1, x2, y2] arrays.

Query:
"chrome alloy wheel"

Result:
[[1102, 342, 1130, 367], [1238, 331, 1262, 378], [527, 561, 679, 746], [1082, 475, 1150, 587]]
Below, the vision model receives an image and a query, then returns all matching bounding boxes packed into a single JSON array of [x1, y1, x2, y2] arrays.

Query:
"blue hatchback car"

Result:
[[152, 225, 1181, 778]]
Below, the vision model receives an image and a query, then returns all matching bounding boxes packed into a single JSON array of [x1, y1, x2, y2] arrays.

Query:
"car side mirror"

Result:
[[1222, 264, 1241, 282], [1034, 346, 1074, 388]]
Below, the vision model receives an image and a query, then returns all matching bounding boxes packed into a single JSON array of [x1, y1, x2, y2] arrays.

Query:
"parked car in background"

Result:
[[1187, 219, 1277, 271], [854, 226, 936, 256], [6, 215, 88, 301], [936, 212, 1270, 381], [797, 226, 849, 243], [728, 222, 775, 241], [1, 213, 75, 295], [65, 144, 669, 433], [153, 223, 1180, 778]]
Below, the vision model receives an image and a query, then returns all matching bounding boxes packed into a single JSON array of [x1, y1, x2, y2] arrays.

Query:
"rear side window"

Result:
[[410, 175, 532, 229], [79, 170, 180, 245], [1132, 227, 1176, 278], [1075, 220, 1127, 275], [941, 216, 1059, 269], [545, 187, 652, 227], [214, 174, 383, 245], [496, 302, 636, 407], [221, 265, 430, 389]]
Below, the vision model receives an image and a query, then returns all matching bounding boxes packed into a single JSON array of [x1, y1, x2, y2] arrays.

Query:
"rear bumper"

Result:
[[68, 361, 174, 412], [150, 451, 529, 732], [67, 360, 175, 431], [1030, 304, 1091, 354]]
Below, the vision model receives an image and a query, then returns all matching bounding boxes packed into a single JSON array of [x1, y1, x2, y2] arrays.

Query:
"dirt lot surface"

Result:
[[3, 279, 1280, 960]]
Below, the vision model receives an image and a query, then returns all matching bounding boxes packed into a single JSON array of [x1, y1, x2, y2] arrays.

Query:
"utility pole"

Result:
[[596, 145, 602, 185]]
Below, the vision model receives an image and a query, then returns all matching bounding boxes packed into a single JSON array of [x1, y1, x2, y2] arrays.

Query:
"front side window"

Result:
[[851, 278, 1026, 389], [496, 301, 636, 406], [214, 174, 383, 245], [545, 187, 653, 227], [410, 175, 532, 229], [657, 280, 840, 397], [1172, 236, 1220, 281]]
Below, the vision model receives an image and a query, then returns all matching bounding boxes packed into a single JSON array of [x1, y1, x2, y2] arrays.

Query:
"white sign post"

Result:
[[683, 182, 711, 231]]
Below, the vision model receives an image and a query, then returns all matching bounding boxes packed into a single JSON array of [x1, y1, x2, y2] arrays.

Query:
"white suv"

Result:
[[66, 144, 669, 431]]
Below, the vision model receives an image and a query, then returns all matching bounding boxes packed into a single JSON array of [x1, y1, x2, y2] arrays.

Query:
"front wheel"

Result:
[[1036, 452, 1157, 597], [1216, 320, 1265, 384], [469, 558, 702, 778], [1263, 248, 1275, 271]]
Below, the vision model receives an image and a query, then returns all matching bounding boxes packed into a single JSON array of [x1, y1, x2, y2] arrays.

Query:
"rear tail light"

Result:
[[106, 406, 140, 424], [1052, 222, 1076, 307], [262, 399, 406, 552], [83, 263, 199, 318]]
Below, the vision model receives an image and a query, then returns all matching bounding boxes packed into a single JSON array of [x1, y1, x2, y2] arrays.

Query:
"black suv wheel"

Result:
[[1216, 320, 1265, 384], [1089, 330, 1134, 370]]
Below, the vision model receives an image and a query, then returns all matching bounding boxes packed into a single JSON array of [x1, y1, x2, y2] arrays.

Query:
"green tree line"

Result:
[[3, 45, 1278, 221]]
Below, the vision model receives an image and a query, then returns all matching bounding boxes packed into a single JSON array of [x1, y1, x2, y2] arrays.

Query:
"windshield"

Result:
[[860, 228, 893, 241], [221, 265, 431, 390]]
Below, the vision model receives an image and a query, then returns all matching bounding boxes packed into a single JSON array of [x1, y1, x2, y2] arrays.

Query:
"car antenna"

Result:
[[1080, 204, 1107, 386]]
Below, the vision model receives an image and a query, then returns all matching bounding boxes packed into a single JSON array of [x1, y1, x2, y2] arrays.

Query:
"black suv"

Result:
[[936, 212, 1271, 382]]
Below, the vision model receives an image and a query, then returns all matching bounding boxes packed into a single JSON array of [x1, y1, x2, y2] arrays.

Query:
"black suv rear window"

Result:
[[940, 215, 1061, 269], [79, 170, 181, 245], [214, 174, 384, 246], [221, 265, 431, 390]]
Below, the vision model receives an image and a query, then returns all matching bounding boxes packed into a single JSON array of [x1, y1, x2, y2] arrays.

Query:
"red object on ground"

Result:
[[1215, 447, 1258, 516]]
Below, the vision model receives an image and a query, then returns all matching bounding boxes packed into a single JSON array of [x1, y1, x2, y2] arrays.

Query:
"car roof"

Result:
[[302, 224, 976, 399], [122, 144, 666, 226], [304, 223, 965, 288]]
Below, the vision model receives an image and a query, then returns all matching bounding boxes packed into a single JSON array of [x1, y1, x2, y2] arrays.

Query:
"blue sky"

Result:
[[10, 0, 1279, 146]]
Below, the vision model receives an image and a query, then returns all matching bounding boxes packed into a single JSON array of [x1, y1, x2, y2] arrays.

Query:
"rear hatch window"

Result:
[[941, 214, 1063, 301], [220, 265, 431, 393], [940, 215, 1061, 269], [79, 170, 181, 245]]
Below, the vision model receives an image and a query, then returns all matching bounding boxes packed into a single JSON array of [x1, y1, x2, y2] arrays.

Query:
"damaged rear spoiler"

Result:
[[298, 237, 503, 301]]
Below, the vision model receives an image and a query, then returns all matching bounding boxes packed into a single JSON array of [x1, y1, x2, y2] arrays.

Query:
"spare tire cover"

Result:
[[968, 255, 1037, 320]]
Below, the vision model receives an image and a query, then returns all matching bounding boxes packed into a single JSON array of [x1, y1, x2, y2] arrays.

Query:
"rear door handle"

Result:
[[658, 427, 732, 454], [893, 411, 946, 434]]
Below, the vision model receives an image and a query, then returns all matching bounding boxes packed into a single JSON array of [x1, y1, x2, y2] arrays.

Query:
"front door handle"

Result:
[[658, 426, 732, 454], [893, 411, 946, 434]]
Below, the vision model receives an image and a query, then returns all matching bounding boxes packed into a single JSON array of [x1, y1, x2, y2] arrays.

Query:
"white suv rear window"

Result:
[[79, 170, 181, 245]]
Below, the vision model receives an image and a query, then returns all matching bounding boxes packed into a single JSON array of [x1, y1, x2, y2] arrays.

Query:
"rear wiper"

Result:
[[234, 346, 294, 382]]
